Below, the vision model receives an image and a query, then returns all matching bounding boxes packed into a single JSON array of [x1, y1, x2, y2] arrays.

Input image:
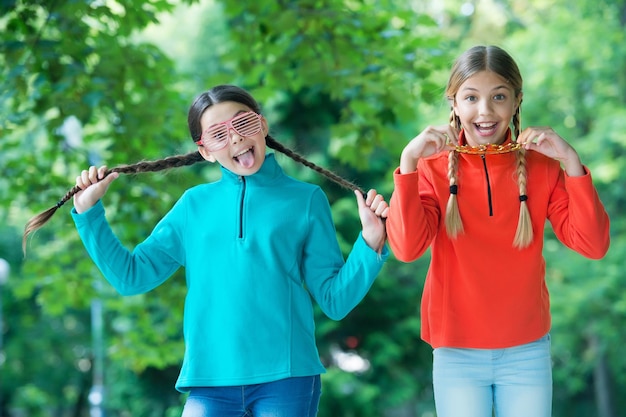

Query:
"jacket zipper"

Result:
[[481, 155, 494, 216], [238, 176, 246, 238]]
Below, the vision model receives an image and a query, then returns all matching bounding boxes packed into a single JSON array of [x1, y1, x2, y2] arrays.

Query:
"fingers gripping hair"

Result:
[[23, 138, 367, 255], [22, 151, 205, 255]]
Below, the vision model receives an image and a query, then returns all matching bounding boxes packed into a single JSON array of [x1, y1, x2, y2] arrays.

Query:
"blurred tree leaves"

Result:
[[1, 0, 625, 416], [1, 0, 446, 415]]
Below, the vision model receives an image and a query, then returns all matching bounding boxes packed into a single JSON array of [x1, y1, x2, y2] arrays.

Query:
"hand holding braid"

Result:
[[73, 165, 119, 214], [22, 151, 205, 254], [23, 141, 371, 255]]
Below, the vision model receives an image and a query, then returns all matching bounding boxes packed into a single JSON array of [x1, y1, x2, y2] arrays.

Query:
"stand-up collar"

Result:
[[219, 153, 284, 186]]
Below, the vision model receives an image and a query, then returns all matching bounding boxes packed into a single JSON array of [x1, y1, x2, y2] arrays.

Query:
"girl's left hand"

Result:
[[517, 126, 584, 176], [355, 189, 388, 252]]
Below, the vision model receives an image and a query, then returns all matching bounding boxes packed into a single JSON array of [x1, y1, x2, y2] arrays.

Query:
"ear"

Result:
[[515, 92, 524, 111], [197, 145, 216, 163], [260, 115, 269, 136], [451, 98, 459, 117]]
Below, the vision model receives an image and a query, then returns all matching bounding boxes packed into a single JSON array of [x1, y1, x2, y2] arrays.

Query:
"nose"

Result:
[[227, 127, 242, 143], [478, 99, 493, 115]]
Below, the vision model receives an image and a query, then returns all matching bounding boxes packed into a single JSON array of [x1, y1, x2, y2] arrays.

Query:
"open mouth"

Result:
[[233, 146, 255, 168], [474, 122, 498, 136]]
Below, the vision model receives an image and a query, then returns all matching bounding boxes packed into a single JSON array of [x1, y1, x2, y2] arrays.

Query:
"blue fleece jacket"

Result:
[[72, 153, 388, 391]]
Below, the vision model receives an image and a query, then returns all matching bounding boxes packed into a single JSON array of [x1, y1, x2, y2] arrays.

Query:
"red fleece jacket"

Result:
[[387, 148, 610, 349]]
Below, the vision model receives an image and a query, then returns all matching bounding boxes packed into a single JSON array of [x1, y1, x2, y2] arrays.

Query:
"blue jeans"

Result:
[[181, 375, 321, 417], [433, 334, 552, 417]]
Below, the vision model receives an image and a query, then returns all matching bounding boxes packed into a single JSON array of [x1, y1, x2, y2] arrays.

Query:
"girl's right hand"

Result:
[[73, 166, 119, 214], [355, 189, 387, 253], [399, 125, 458, 174]]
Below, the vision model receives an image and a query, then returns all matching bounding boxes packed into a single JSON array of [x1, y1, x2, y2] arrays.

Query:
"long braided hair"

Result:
[[444, 46, 532, 248], [23, 85, 365, 253]]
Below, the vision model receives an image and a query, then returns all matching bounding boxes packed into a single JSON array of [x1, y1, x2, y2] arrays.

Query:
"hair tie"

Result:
[[519, 194, 528, 202], [55, 200, 65, 209], [450, 185, 458, 195]]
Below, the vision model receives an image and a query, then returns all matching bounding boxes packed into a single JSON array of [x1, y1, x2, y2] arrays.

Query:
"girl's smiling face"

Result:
[[453, 70, 522, 147], [197, 101, 268, 176]]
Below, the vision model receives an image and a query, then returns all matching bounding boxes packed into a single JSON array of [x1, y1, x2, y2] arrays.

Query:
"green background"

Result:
[[1, 0, 624, 416]]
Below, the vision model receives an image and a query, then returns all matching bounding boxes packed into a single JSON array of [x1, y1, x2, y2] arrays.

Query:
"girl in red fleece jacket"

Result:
[[387, 45, 610, 417]]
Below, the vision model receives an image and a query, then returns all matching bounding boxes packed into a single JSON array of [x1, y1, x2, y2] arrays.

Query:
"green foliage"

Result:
[[1, 0, 447, 414], [189, 0, 450, 169], [2, 0, 626, 415], [1, 0, 200, 415], [319, 368, 381, 417], [501, 1, 626, 415]]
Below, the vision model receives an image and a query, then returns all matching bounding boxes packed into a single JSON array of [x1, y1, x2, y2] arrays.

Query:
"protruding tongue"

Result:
[[237, 149, 255, 168]]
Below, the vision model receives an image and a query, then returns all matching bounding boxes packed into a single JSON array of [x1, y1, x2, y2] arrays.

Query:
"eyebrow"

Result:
[[461, 85, 510, 93]]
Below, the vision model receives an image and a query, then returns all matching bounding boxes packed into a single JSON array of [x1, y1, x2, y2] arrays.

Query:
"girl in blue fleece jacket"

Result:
[[70, 85, 389, 416]]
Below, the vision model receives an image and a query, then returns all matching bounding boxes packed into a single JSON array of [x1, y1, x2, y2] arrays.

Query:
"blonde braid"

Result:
[[512, 107, 533, 248], [445, 149, 463, 238], [513, 106, 521, 140], [444, 109, 463, 238]]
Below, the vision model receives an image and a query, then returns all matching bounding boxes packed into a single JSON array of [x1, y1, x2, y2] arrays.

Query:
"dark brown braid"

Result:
[[24, 85, 370, 254], [266, 135, 365, 195], [22, 151, 204, 253], [23, 139, 366, 254], [187, 85, 365, 195]]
